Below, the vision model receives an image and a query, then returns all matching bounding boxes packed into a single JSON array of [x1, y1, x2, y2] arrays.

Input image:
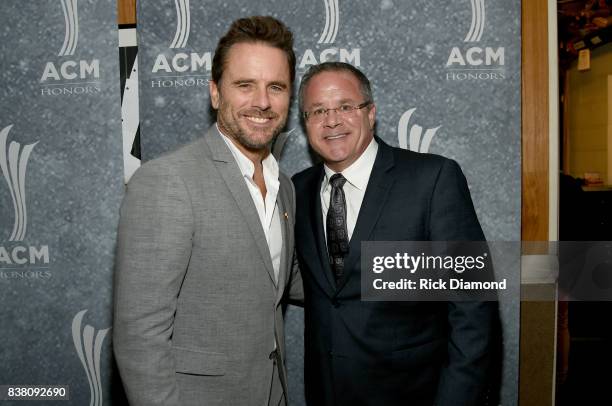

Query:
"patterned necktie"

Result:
[[326, 173, 349, 284]]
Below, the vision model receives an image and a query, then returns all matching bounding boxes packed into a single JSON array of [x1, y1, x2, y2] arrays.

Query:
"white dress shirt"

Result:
[[219, 126, 282, 283], [321, 138, 379, 241]]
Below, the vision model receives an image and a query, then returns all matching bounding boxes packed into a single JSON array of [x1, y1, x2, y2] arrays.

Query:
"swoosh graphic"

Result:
[[409, 124, 423, 152], [475, 0, 485, 42], [170, 0, 181, 48], [83, 325, 98, 406], [464, 0, 485, 42], [318, 0, 332, 44], [170, 0, 190, 48], [58, 0, 78, 56], [69, 0, 79, 55], [73, 311, 95, 406], [329, 0, 340, 43], [94, 329, 110, 406], [419, 126, 441, 153], [323, 0, 338, 44], [0, 125, 37, 241], [176, 0, 187, 48], [397, 109, 441, 153], [72, 310, 111, 406], [397, 108, 416, 150], [464, 0, 477, 42], [181, 0, 191, 48], [15, 142, 37, 240], [59, 0, 71, 56], [8, 143, 23, 240], [0, 125, 20, 241]]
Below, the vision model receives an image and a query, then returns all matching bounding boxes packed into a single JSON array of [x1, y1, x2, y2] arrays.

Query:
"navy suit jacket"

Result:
[[293, 139, 498, 406]]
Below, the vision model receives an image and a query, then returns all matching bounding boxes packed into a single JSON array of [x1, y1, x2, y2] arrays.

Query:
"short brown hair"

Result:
[[211, 16, 296, 85], [298, 62, 373, 112]]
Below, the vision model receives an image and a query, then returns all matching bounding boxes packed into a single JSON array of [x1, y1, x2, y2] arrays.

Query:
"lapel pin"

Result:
[[284, 212, 289, 220]]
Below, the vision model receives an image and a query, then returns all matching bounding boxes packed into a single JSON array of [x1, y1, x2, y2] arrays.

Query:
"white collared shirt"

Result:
[[218, 126, 282, 283], [321, 138, 379, 241]]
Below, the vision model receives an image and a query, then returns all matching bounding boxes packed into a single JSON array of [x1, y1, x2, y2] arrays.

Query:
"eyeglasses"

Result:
[[303, 101, 371, 123]]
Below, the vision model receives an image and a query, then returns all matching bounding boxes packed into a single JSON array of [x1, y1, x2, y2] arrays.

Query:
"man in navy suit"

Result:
[[292, 62, 497, 406]]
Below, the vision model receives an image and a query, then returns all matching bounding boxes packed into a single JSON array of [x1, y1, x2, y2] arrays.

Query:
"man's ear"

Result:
[[209, 80, 220, 109], [368, 103, 376, 130]]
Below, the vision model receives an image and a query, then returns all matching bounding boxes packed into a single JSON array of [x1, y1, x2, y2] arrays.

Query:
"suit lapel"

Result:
[[299, 166, 337, 294], [336, 141, 395, 291], [311, 169, 337, 291], [274, 182, 290, 305], [204, 126, 277, 286]]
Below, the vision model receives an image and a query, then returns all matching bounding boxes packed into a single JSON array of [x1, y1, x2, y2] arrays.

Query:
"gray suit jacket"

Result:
[[113, 125, 302, 406]]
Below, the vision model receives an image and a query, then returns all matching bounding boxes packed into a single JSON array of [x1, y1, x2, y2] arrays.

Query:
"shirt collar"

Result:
[[323, 137, 378, 191], [217, 123, 279, 182]]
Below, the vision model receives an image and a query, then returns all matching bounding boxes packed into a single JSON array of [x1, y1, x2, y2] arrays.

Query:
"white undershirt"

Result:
[[218, 126, 282, 283], [321, 138, 378, 242]]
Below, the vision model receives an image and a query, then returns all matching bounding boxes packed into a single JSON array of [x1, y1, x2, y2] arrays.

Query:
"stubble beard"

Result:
[[217, 100, 286, 151]]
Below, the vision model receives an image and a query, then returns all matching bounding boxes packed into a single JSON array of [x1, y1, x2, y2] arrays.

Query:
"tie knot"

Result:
[[329, 173, 347, 188]]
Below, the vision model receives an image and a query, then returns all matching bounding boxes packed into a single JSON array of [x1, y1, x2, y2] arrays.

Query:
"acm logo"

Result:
[[298, 0, 361, 72], [150, 0, 211, 88], [445, 0, 506, 81], [150, 0, 361, 86], [72, 310, 111, 406], [397, 108, 441, 153], [39, 0, 102, 96], [0, 125, 50, 275]]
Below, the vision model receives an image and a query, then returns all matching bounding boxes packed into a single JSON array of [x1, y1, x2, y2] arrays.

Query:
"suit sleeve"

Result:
[[287, 251, 304, 304], [113, 162, 194, 406], [429, 159, 497, 406], [286, 177, 304, 304]]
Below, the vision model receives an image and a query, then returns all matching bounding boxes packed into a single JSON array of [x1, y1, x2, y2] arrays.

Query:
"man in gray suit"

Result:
[[113, 16, 302, 406]]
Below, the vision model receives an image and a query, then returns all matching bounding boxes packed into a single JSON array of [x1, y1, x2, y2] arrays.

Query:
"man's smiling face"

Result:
[[302, 70, 376, 172], [209, 42, 291, 154]]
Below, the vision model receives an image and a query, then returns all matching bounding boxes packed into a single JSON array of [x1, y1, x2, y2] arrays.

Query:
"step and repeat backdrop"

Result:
[[137, 1, 520, 405], [1, 0, 520, 405], [0, 0, 123, 404]]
